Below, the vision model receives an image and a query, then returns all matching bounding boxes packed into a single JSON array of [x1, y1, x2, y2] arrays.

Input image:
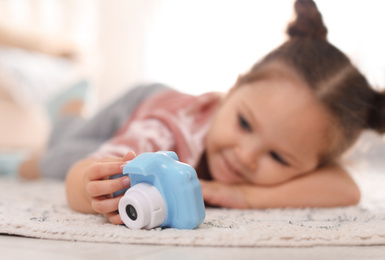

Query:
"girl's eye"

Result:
[[238, 115, 252, 131], [270, 151, 289, 166]]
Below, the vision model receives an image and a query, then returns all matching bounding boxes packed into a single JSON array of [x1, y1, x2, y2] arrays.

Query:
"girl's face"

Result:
[[204, 76, 333, 186]]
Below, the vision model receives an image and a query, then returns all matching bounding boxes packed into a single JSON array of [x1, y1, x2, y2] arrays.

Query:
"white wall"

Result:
[[143, 0, 293, 95], [94, 0, 161, 105], [143, 0, 385, 95], [1, 0, 385, 107]]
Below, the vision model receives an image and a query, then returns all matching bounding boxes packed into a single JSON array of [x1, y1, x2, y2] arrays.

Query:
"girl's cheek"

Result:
[[251, 159, 282, 185]]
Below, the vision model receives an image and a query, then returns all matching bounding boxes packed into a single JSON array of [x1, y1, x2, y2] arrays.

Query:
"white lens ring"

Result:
[[119, 182, 166, 229]]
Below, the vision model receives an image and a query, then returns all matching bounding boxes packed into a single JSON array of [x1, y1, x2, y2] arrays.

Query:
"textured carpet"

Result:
[[0, 162, 384, 247]]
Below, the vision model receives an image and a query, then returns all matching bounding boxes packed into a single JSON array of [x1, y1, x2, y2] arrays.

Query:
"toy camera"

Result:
[[118, 151, 206, 230]]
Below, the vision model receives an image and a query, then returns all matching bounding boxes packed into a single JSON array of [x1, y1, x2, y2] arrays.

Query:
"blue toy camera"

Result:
[[118, 151, 206, 230]]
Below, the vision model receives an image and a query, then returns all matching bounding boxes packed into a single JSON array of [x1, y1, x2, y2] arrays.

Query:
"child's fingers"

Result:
[[87, 161, 126, 181], [86, 176, 130, 197], [91, 195, 122, 214], [99, 156, 121, 163], [122, 151, 136, 162], [200, 180, 249, 209], [105, 211, 124, 225]]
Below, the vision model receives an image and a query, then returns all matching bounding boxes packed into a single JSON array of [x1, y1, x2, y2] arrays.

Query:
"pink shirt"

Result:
[[92, 88, 221, 167]]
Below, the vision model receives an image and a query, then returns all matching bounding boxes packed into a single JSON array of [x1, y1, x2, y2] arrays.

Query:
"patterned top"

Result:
[[92, 88, 222, 167]]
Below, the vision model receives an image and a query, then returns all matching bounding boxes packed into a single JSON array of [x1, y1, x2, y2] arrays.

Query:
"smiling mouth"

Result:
[[222, 155, 243, 180]]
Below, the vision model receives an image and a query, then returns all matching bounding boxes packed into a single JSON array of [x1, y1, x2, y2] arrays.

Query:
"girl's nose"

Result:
[[235, 140, 260, 172]]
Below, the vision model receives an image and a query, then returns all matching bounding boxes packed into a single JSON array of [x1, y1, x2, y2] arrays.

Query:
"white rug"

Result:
[[1, 162, 385, 247]]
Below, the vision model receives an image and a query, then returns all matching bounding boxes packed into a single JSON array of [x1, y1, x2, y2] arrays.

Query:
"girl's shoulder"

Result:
[[136, 87, 223, 117]]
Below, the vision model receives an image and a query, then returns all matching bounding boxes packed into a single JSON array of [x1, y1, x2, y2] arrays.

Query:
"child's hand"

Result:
[[200, 164, 360, 209], [83, 152, 136, 224], [200, 180, 250, 209]]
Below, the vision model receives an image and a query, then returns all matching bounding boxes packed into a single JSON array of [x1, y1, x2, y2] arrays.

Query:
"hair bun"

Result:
[[287, 0, 327, 40]]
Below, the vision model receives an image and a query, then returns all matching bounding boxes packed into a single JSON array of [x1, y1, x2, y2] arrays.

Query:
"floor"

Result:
[[2, 133, 385, 260], [2, 235, 385, 260]]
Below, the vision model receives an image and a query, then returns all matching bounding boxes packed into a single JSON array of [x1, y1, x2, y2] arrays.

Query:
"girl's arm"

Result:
[[200, 163, 360, 209], [65, 152, 135, 224]]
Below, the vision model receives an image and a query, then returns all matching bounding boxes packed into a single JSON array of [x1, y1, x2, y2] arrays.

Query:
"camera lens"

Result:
[[126, 204, 137, 221]]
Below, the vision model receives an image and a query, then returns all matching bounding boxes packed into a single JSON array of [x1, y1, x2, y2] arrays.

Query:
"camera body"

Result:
[[118, 151, 206, 230]]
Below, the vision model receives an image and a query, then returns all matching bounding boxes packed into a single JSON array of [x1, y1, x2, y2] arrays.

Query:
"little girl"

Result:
[[18, 0, 385, 224]]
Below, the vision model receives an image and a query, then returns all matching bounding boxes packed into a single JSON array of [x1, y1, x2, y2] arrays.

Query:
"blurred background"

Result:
[[0, 0, 385, 153]]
